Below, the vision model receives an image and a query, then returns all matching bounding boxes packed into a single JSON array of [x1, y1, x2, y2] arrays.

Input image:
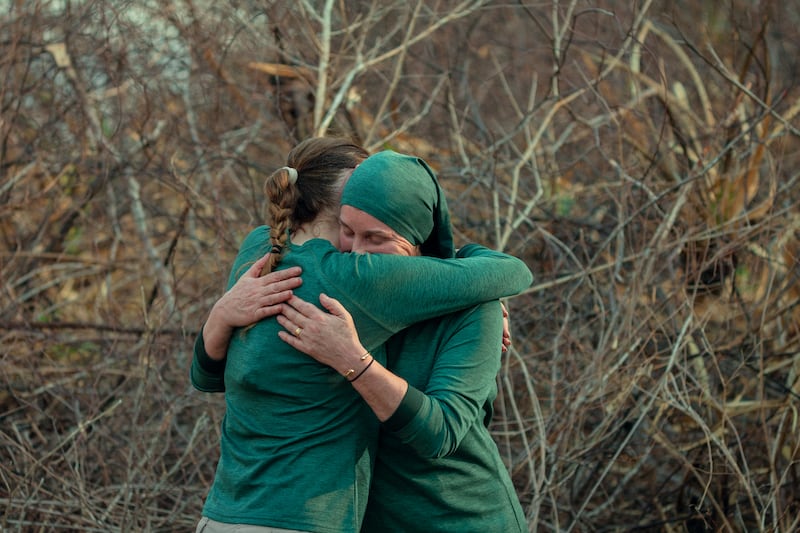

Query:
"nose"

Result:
[[350, 236, 368, 254]]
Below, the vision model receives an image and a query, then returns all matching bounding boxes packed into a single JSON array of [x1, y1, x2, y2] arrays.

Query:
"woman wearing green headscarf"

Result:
[[192, 142, 531, 532], [279, 150, 528, 532]]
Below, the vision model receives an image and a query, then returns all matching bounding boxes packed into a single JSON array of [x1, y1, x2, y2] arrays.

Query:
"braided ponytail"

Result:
[[260, 137, 368, 276], [263, 167, 299, 275]]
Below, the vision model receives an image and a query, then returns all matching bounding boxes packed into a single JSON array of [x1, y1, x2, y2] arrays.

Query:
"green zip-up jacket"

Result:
[[191, 226, 532, 532]]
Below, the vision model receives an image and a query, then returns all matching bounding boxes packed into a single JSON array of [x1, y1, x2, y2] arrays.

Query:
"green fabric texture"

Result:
[[363, 301, 527, 532], [341, 150, 455, 259], [192, 228, 533, 531]]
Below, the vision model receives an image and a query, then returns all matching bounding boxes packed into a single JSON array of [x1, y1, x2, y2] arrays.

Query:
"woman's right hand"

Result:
[[203, 252, 302, 359], [214, 253, 303, 328]]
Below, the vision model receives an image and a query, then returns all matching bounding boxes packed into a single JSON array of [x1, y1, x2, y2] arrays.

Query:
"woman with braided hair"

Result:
[[197, 138, 368, 362], [192, 138, 532, 532]]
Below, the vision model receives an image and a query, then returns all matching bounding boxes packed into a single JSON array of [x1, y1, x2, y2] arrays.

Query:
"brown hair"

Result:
[[262, 137, 368, 274]]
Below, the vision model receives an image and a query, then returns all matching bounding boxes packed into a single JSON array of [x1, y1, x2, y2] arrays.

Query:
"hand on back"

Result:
[[213, 252, 303, 328], [277, 293, 367, 376]]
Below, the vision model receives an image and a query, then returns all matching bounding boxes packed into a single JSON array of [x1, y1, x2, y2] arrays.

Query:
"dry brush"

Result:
[[1, 1, 799, 531]]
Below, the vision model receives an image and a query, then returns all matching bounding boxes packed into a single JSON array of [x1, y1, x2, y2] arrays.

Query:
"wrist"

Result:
[[208, 301, 234, 329], [342, 350, 373, 381], [203, 308, 235, 360]]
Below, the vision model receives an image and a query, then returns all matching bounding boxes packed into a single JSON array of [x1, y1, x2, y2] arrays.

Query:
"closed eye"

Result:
[[368, 234, 389, 245]]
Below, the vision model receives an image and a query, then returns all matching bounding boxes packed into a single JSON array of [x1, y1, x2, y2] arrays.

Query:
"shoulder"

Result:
[[239, 225, 270, 248], [234, 225, 272, 259], [227, 226, 270, 282]]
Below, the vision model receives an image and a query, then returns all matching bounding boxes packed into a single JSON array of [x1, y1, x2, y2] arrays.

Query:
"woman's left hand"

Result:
[[277, 293, 368, 376]]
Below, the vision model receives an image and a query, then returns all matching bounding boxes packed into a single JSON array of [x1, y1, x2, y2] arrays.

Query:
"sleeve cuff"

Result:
[[455, 243, 479, 258], [383, 385, 425, 432], [189, 326, 227, 392], [194, 327, 227, 373]]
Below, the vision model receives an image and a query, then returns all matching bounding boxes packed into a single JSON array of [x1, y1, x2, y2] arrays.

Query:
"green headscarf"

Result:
[[341, 150, 455, 259]]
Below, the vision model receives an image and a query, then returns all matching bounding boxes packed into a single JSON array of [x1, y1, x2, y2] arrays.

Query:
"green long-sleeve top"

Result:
[[362, 300, 527, 532], [191, 226, 532, 533]]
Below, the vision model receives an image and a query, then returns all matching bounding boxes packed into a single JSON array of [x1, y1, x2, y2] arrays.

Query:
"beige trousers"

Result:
[[195, 517, 310, 533]]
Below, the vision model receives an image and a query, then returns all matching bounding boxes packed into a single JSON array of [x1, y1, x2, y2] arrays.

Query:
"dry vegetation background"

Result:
[[2, 0, 800, 531]]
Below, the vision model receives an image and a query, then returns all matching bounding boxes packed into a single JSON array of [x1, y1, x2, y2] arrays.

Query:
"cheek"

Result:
[[380, 242, 412, 256], [390, 237, 417, 257]]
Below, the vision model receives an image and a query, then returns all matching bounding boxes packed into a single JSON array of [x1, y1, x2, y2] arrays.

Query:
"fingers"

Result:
[[254, 251, 271, 268], [276, 328, 319, 360], [319, 293, 347, 317], [251, 267, 302, 304], [261, 266, 303, 283], [275, 313, 291, 329], [247, 252, 296, 278], [275, 313, 298, 336], [264, 267, 303, 281], [244, 253, 270, 277], [501, 301, 511, 353], [279, 296, 322, 327], [277, 329, 302, 350], [275, 314, 310, 345], [245, 256, 302, 293], [262, 289, 294, 306], [262, 277, 302, 297], [254, 299, 288, 320], [284, 295, 321, 316]]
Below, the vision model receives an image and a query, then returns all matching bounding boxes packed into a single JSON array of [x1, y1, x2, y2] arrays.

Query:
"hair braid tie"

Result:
[[277, 166, 298, 185]]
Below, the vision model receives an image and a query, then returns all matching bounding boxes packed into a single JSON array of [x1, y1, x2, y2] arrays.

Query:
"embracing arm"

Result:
[[315, 243, 532, 350], [277, 294, 504, 442], [189, 251, 302, 392], [382, 302, 503, 457], [192, 225, 530, 389], [277, 294, 407, 420], [202, 254, 302, 359]]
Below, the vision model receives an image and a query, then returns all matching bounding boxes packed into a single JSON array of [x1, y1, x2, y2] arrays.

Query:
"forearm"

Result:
[[348, 360, 408, 422], [313, 341, 408, 422], [382, 303, 504, 457], [314, 245, 532, 349], [202, 304, 236, 360]]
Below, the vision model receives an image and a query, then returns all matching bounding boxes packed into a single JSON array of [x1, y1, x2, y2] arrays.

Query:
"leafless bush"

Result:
[[2, 1, 799, 531]]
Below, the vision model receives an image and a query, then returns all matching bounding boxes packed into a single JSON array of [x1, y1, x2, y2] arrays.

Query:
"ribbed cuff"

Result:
[[194, 326, 227, 373], [383, 386, 425, 432]]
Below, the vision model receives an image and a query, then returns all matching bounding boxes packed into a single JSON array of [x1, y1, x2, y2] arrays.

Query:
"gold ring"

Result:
[[294, 327, 302, 337]]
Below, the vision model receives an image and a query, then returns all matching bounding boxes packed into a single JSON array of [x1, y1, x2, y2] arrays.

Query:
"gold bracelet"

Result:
[[348, 357, 375, 383], [343, 351, 371, 379]]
